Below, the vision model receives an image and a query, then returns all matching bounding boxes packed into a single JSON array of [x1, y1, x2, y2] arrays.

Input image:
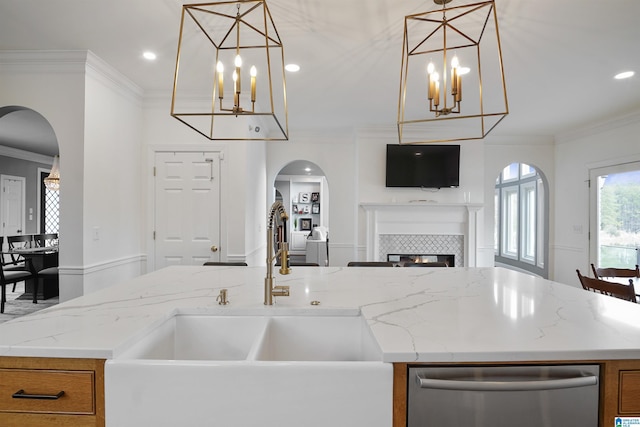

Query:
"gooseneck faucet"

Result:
[[265, 201, 291, 305]]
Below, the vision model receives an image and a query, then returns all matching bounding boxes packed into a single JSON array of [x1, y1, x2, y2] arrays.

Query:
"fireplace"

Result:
[[361, 202, 482, 267]]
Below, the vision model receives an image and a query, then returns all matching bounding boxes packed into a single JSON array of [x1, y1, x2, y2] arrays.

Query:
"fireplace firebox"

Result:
[[387, 254, 455, 267]]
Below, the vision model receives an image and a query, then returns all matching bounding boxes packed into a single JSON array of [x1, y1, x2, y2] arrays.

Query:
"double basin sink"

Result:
[[117, 309, 383, 362], [105, 308, 393, 427]]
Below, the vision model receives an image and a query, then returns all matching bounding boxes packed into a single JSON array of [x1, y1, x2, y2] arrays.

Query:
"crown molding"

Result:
[[555, 109, 640, 144], [0, 50, 88, 74], [0, 144, 54, 164], [0, 50, 143, 101]]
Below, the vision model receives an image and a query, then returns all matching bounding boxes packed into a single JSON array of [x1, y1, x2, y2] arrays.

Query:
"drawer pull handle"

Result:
[[12, 389, 65, 400]]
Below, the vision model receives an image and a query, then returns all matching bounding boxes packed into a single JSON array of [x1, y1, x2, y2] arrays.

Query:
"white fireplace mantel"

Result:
[[361, 202, 482, 267]]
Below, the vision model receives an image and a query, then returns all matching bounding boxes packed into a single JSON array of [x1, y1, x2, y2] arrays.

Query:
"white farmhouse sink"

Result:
[[116, 315, 269, 360], [253, 314, 381, 361], [105, 310, 392, 427]]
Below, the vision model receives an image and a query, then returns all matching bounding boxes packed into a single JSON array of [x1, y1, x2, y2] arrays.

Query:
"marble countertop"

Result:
[[2, 266, 640, 362]]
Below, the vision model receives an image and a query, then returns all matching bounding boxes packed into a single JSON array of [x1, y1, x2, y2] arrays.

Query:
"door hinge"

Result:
[[153, 167, 156, 177], [153, 231, 156, 240]]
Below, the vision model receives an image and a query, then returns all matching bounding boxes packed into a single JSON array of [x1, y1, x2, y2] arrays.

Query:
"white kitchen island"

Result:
[[2, 266, 640, 426]]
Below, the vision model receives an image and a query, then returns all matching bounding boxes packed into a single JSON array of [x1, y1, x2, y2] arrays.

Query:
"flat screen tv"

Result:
[[385, 144, 460, 188]]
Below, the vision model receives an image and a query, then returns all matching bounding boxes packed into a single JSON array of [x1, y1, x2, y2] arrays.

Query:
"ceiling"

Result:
[[1, 0, 639, 155]]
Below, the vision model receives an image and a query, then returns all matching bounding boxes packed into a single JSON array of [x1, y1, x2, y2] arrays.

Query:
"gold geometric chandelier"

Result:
[[398, 0, 508, 144], [171, 0, 288, 141]]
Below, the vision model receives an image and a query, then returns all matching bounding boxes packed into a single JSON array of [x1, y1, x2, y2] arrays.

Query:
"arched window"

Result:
[[495, 163, 548, 278]]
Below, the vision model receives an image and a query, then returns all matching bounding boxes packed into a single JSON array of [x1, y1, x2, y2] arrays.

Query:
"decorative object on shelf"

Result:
[[300, 192, 310, 203], [44, 155, 60, 191], [300, 218, 312, 231], [292, 204, 299, 214], [311, 192, 320, 202], [312, 203, 320, 214], [170, 0, 288, 141], [303, 205, 310, 214], [397, 0, 508, 143]]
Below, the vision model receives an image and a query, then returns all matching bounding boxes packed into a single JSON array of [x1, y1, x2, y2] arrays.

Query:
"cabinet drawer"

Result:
[[0, 369, 95, 415]]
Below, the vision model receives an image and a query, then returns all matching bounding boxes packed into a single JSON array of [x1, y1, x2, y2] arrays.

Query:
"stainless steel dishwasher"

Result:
[[408, 364, 600, 426]]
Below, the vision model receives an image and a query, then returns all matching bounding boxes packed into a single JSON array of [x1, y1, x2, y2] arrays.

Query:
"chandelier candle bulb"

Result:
[[427, 62, 435, 99], [217, 61, 224, 99], [250, 66, 257, 103], [433, 72, 440, 106], [234, 55, 242, 94], [233, 71, 239, 108], [456, 75, 462, 102], [451, 55, 459, 95]]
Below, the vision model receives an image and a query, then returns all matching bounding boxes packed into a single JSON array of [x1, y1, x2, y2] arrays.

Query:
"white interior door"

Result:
[[1, 175, 26, 236], [154, 152, 221, 269]]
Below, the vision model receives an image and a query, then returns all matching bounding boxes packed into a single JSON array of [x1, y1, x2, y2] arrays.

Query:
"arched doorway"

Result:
[[494, 162, 549, 278], [274, 160, 330, 265], [0, 106, 60, 237]]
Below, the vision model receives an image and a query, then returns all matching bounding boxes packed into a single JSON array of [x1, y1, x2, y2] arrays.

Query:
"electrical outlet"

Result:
[[93, 226, 100, 241]]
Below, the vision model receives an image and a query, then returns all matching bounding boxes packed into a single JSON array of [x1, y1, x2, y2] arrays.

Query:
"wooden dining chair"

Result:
[[591, 263, 640, 281], [33, 233, 59, 248], [347, 261, 394, 267], [1, 258, 36, 313], [576, 269, 637, 303], [5, 235, 34, 292], [34, 266, 59, 304]]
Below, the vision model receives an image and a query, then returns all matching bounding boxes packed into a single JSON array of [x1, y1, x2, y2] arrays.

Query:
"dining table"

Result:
[[7, 246, 59, 299]]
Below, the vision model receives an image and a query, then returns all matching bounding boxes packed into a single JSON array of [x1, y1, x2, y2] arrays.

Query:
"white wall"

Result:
[[266, 130, 357, 266], [0, 51, 146, 300], [243, 141, 267, 266], [1, 51, 88, 300], [553, 111, 640, 287]]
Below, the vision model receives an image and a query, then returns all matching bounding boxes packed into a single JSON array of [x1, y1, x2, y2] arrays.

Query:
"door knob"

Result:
[[211, 245, 218, 252]]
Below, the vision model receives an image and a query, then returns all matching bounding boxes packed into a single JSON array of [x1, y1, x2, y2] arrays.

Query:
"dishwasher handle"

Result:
[[416, 373, 598, 392]]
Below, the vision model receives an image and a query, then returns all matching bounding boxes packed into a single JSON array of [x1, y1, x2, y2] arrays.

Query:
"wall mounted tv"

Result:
[[385, 144, 460, 188]]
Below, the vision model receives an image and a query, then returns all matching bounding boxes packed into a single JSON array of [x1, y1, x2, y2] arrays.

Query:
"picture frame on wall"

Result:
[[311, 192, 320, 202], [312, 203, 320, 214], [300, 218, 312, 231]]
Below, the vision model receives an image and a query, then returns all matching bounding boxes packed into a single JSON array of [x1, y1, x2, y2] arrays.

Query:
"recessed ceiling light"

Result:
[[143, 51, 157, 61], [285, 64, 300, 72], [614, 71, 634, 80]]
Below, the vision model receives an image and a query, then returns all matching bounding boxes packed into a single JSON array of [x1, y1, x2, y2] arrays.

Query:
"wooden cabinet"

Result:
[[602, 359, 640, 423], [0, 357, 105, 427]]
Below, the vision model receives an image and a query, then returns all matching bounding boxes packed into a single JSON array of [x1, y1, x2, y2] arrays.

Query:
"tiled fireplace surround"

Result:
[[361, 202, 482, 267]]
